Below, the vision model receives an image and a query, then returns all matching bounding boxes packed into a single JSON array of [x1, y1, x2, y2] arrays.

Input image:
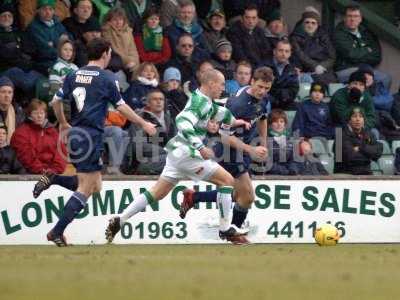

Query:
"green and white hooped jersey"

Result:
[[166, 89, 236, 158]]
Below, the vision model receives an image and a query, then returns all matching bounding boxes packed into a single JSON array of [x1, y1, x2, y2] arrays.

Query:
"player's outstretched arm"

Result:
[[117, 103, 157, 136], [257, 119, 268, 147]]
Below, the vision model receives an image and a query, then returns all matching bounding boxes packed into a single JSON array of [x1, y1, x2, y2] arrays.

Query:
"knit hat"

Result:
[[349, 70, 367, 85], [0, 3, 14, 15], [208, 9, 225, 19], [310, 82, 326, 95], [0, 76, 14, 89], [163, 67, 181, 82], [358, 64, 374, 78], [302, 11, 320, 24], [215, 39, 232, 53], [347, 106, 365, 120], [37, 0, 56, 9], [82, 17, 101, 33]]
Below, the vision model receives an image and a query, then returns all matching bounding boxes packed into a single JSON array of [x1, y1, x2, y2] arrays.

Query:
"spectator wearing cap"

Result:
[[193, 0, 223, 20], [123, 89, 176, 174], [259, 40, 299, 110], [62, 0, 100, 42], [334, 4, 391, 90], [0, 4, 43, 95], [0, 77, 25, 144], [292, 82, 335, 139], [264, 10, 288, 53], [227, 4, 272, 67], [0, 125, 26, 174], [330, 70, 377, 131], [290, 9, 337, 85], [203, 9, 228, 54], [18, 0, 71, 30], [134, 7, 172, 67], [334, 107, 383, 175], [210, 39, 236, 80], [166, 0, 209, 54], [161, 67, 188, 121], [11, 99, 66, 174], [26, 0, 69, 75]]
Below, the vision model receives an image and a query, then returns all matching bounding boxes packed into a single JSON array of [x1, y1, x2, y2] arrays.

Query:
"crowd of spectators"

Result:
[[0, 0, 399, 176]]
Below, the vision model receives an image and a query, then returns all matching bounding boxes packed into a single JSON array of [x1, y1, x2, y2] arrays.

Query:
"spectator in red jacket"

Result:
[[11, 99, 66, 174], [134, 7, 171, 67]]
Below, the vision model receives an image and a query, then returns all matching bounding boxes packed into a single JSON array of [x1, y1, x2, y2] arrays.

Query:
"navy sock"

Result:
[[193, 190, 218, 204], [231, 203, 249, 228], [53, 175, 78, 191], [52, 192, 87, 236]]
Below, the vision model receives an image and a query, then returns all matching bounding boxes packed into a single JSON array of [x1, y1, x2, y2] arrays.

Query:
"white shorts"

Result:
[[161, 148, 220, 184]]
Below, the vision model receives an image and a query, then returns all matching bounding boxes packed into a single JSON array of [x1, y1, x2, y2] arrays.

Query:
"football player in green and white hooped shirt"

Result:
[[106, 69, 252, 244]]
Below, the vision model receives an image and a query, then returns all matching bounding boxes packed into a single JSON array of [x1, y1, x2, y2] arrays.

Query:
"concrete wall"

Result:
[[281, 0, 400, 92]]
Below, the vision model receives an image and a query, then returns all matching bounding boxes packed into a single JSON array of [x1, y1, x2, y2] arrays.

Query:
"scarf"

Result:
[[0, 105, 16, 145], [142, 24, 163, 51], [137, 76, 158, 87], [174, 18, 192, 34]]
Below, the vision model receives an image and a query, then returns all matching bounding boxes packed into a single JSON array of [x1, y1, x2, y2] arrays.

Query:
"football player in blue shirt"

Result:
[[35, 38, 156, 246], [179, 67, 274, 240]]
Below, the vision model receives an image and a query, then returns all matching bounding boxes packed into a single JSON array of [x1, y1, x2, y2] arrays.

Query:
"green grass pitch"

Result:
[[1, 244, 400, 300]]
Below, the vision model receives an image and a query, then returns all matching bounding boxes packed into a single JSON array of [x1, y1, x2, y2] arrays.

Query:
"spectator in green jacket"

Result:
[[330, 70, 378, 138], [26, 0, 69, 75], [333, 4, 391, 90]]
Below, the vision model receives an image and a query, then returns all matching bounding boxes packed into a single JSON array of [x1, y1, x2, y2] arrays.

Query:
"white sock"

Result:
[[217, 186, 233, 232], [120, 192, 152, 225]]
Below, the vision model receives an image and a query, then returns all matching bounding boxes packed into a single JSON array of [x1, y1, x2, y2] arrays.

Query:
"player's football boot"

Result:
[[33, 171, 56, 198], [105, 216, 121, 243], [179, 189, 195, 219], [219, 226, 251, 245], [47, 230, 68, 247]]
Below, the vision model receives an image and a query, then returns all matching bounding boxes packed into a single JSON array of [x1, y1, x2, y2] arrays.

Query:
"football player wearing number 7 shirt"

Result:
[[36, 38, 156, 246]]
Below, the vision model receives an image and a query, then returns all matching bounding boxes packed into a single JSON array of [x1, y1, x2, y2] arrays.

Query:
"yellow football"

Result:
[[314, 224, 340, 246]]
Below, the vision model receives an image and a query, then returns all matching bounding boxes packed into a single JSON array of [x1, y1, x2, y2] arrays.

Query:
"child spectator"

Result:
[[225, 61, 252, 96], [134, 7, 172, 66], [49, 39, 78, 95], [11, 99, 66, 174], [210, 39, 236, 81], [334, 107, 383, 175], [161, 67, 188, 121], [0, 77, 25, 144], [102, 8, 140, 73], [292, 82, 335, 139], [0, 125, 26, 174], [123, 62, 159, 110]]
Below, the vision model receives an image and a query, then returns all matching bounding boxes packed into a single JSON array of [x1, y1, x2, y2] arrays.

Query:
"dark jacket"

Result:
[[202, 21, 228, 53], [265, 136, 298, 175], [163, 89, 188, 122], [264, 28, 286, 55], [290, 24, 336, 72], [334, 125, 383, 175], [62, 15, 99, 42], [334, 22, 381, 71], [227, 20, 272, 67], [0, 105, 26, 130], [330, 87, 376, 129], [0, 145, 26, 174], [0, 26, 34, 72], [165, 49, 209, 83], [292, 99, 335, 139], [260, 58, 299, 110], [10, 120, 67, 174], [123, 80, 158, 110], [210, 54, 236, 80], [27, 15, 68, 74]]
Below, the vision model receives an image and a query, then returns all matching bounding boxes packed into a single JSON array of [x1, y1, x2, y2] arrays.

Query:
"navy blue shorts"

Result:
[[220, 155, 251, 178], [68, 127, 104, 173]]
